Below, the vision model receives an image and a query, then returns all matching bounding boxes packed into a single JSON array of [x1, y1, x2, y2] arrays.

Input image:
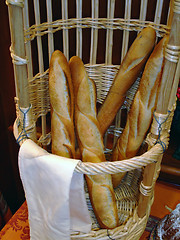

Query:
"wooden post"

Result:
[[6, 0, 36, 142], [138, 0, 180, 218]]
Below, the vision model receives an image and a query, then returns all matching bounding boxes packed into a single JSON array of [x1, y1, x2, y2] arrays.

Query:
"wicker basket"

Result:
[[6, 0, 180, 239]]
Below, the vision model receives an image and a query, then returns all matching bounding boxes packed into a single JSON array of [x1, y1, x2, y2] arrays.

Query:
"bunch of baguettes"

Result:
[[48, 26, 169, 229]]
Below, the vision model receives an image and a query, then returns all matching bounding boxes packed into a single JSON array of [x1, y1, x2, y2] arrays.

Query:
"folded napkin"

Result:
[[18, 139, 91, 240]]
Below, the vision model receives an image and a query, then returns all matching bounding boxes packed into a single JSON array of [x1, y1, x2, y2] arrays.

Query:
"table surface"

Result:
[[0, 202, 29, 240], [0, 201, 151, 240]]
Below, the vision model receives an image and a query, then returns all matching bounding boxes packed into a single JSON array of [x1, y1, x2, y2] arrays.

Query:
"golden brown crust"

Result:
[[69, 56, 119, 229], [111, 35, 169, 188], [49, 50, 75, 158], [97, 27, 156, 136]]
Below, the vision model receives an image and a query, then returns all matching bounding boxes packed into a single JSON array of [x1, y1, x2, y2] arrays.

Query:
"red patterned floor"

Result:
[[0, 202, 29, 240]]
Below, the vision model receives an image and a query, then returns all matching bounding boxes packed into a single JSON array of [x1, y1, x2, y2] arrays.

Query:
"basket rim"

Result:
[[24, 17, 170, 42], [74, 131, 169, 175]]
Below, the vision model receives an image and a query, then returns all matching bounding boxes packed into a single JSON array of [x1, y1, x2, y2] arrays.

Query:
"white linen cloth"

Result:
[[18, 139, 92, 240]]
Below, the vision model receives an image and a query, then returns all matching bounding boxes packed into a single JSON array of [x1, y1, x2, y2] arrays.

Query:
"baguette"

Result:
[[69, 56, 119, 229], [111, 35, 169, 188], [97, 27, 156, 136], [49, 50, 75, 158]]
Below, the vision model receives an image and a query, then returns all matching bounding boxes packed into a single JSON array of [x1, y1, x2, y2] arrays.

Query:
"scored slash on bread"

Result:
[[69, 56, 119, 229], [49, 50, 75, 158]]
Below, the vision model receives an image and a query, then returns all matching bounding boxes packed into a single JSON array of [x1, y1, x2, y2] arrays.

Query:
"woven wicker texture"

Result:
[[6, 0, 180, 239]]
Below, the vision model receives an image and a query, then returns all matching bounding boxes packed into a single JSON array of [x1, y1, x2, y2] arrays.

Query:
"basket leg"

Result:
[[6, 1, 36, 142], [137, 1, 180, 218]]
